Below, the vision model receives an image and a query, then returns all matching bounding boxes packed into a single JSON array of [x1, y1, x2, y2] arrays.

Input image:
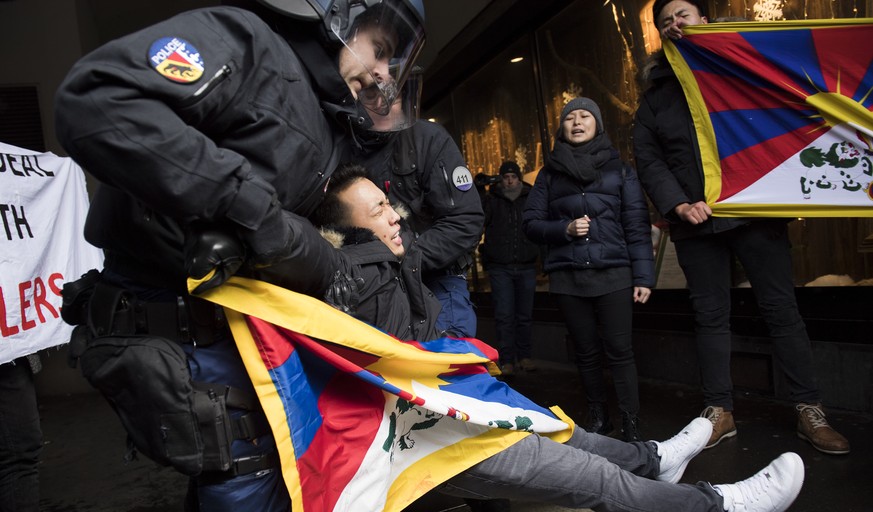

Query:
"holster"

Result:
[[63, 270, 273, 479], [446, 252, 474, 276], [63, 270, 229, 346]]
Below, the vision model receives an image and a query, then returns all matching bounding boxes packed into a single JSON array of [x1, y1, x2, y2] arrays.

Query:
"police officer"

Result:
[[346, 72, 485, 339], [54, 1, 425, 510]]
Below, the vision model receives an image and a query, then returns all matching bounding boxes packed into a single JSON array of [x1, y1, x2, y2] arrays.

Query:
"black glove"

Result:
[[242, 198, 294, 268], [324, 270, 364, 314], [185, 228, 246, 295]]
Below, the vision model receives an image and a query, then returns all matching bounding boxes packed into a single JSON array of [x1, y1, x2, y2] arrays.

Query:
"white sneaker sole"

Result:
[[658, 417, 713, 484]]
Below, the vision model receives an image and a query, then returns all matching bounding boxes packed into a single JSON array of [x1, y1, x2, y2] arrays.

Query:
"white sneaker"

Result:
[[655, 417, 712, 484], [713, 452, 805, 512]]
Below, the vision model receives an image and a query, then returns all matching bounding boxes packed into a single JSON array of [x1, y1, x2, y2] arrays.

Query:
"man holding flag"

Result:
[[632, 0, 850, 454]]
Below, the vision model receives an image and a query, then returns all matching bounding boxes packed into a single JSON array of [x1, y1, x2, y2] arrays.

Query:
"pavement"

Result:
[[37, 361, 872, 511]]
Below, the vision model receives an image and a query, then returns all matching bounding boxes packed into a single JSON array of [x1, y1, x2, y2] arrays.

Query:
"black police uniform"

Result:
[[56, 7, 348, 286], [54, 7, 355, 510]]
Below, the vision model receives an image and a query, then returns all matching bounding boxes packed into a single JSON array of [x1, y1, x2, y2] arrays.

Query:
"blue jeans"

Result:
[[0, 359, 42, 512], [488, 265, 537, 363], [425, 274, 477, 338], [183, 336, 290, 512], [675, 220, 819, 409], [441, 427, 725, 511]]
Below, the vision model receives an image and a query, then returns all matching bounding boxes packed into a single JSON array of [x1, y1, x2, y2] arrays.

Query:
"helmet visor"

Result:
[[333, 0, 425, 117], [366, 67, 421, 132]]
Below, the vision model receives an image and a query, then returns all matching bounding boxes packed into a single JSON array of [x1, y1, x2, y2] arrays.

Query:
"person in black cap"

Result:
[[523, 97, 655, 442], [633, 0, 850, 454], [480, 160, 540, 376]]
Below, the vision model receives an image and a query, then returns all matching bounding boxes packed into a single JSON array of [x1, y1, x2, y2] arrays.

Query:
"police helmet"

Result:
[[257, 0, 426, 121]]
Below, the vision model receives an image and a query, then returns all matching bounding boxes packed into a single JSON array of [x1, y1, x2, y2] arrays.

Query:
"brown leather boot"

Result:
[[700, 406, 737, 448], [796, 403, 850, 455], [517, 358, 536, 373]]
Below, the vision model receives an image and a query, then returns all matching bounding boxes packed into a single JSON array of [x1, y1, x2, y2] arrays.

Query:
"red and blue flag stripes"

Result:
[[194, 276, 573, 511], [665, 19, 873, 216]]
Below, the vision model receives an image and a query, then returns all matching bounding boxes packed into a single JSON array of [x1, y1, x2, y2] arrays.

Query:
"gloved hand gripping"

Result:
[[185, 229, 246, 295]]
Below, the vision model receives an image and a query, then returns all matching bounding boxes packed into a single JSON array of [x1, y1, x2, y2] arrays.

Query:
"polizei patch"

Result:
[[452, 166, 474, 191], [148, 37, 205, 83]]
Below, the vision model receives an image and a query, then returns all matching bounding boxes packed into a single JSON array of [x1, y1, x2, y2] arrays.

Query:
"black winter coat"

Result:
[[255, 218, 443, 342], [633, 55, 749, 241], [523, 155, 655, 288], [55, 7, 348, 291], [481, 183, 539, 267]]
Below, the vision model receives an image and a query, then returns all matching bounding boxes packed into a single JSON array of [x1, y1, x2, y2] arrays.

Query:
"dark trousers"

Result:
[[556, 288, 640, 414], [0, 359, 42, 512], [674, 220, 820, 409], [442, 425, 725, 511], [488, 265, 537, 363]]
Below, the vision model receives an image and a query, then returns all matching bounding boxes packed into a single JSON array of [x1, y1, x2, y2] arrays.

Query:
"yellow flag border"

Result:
[[664, 39, 724, 208], [664, 19, 873, 218], [192, 276, 574, 511]]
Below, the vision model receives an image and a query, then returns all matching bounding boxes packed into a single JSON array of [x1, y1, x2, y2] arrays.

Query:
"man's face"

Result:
[[657, 0, 707, 40], [338, 178, 405, 258], [562, 109, 597, 145], [338, 24, 398, 103], [501, 173, 521, 191]]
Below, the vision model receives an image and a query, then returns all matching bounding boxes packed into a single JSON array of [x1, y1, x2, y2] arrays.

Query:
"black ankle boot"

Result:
[[621, 412, 642, 442], [585, 402, 614, 435]]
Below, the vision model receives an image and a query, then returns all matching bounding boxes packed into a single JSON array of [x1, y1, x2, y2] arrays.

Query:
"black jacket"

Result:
[[256, 218, 443, 342], [480, 183, 539, 267], [632, 55, 749, 241], [348, 120, 484, 276], [54, 7, 349, 290], [523, 153, 655, 288], [326, 227, 442, 341]]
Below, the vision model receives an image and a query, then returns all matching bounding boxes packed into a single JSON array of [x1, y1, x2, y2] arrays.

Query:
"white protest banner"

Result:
[[1, 141, 103, 364]]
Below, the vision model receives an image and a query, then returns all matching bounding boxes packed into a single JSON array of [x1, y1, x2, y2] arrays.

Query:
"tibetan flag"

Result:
[[192, 276, 572, 512], [665, 19, 873, 217]]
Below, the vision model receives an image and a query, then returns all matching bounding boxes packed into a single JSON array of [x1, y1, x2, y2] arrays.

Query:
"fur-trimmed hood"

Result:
[[318, 225, 377, 249]]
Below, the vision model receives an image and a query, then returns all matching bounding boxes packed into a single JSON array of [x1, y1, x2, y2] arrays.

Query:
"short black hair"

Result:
[[652, 0, 708, 23], [311, 164, 370, 228]]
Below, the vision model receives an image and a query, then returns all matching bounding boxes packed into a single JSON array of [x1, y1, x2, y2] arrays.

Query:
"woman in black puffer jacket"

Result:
[[523, 97, 655, 442]]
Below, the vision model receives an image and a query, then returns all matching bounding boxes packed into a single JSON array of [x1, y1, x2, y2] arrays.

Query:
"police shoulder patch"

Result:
[[148, 37, 205, 84], [451, 166, 474, 192]]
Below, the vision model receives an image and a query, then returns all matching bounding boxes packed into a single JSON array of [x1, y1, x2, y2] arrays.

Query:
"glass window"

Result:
[[425, 36, 545, 292], [448, 36, 543, 179], [535, 0, 651, 162], [425, 0, 873, 290]]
